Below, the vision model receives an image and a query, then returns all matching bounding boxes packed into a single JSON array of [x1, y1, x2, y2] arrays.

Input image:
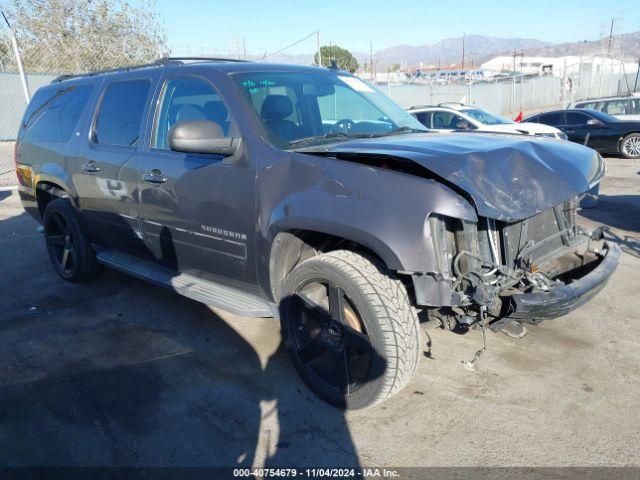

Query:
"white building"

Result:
[[481, 55, 637, 78]]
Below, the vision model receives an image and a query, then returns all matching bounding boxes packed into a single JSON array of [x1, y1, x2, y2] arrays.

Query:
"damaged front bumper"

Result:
[[503, 239, 620, 324]]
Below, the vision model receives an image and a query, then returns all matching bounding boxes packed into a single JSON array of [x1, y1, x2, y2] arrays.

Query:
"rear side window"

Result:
[[432, 111, 456, 129], [603, 99, 629, 115], [537, 112, 562, 125], [21, 85, 93, 143], [94, 80, 150, 146], [565, 112, 590, 125]]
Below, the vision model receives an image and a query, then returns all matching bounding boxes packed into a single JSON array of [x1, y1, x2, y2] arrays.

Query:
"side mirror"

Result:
[[586, 118, 601, 126], [169, 120, 240, 156]]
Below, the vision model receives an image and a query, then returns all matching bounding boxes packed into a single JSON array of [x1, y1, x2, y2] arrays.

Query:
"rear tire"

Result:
[[621, 133, 640, 159], [280, 250, 421, 409], [43, 198, 101, 282]]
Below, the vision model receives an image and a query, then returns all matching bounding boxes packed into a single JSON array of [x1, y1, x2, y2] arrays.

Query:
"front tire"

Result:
[[43, 198, 101, 282], [280, 250, 421, 409], [621, 133, 640, 159]]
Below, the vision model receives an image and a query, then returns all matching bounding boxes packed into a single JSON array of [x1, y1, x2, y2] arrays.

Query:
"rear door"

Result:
[[76, 75, 159, 255], [137, 73, 256, 289]]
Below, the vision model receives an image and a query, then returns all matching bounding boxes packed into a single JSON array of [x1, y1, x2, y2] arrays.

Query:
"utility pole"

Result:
[[370, 41, 374, 82], [316, 30, 321, 67], [461, 33, 465, 70], [511, 49, 516, 116], [1, 10, 29, 103], [577, 40, 585, 99], [520, 49, 524, 114], [634, 57, 640, 93], [606, 18, 614, 56]]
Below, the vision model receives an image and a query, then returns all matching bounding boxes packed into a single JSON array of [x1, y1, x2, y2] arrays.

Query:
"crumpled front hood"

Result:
[[305, 132, 604, 222]]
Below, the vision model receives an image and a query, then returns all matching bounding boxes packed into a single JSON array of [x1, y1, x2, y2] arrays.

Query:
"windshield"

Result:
[[234, 71, 427, 148], [461, 108, 512, 125]]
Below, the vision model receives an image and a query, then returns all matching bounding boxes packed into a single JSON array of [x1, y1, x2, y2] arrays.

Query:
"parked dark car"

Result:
[[524, 108, 640, 159], [15, 58, 619, 408]]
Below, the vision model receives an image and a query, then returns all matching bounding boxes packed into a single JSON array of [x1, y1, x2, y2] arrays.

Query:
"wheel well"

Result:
[[268, 230, 392, 302], [35, 181, 67, 218]]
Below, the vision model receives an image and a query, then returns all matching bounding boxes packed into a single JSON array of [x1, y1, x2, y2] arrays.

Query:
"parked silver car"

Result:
[[568, 95, 640, 121]]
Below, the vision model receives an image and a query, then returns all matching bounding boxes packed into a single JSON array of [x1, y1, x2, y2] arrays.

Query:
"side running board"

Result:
[[96, 249, 276, 318]]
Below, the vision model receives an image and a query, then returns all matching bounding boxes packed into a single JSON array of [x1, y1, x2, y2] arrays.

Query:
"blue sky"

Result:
[[145, 0, 639, 56]]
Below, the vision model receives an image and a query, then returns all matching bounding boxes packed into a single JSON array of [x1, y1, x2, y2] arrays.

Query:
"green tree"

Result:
[[314, 45, 359, 73], [391, 63, 400, 72], [1, 0, 169, 73]]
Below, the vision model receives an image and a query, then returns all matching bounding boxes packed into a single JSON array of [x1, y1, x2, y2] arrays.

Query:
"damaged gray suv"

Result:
[[16, 58, 620, 408]]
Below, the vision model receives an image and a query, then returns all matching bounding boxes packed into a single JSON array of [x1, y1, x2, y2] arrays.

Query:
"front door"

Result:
[[138, 74, 256, 289], [561, 111, 595, 146], [76, 76, 157, 255]]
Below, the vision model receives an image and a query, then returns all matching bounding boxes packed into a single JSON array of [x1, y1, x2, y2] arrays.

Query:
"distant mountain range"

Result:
[[249, 31, 640, 70], [510, 31, 640, 62], [370, 35, 550, 69]]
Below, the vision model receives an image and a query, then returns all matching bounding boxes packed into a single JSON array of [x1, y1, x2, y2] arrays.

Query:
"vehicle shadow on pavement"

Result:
[[0, 202, 365, 470], [579, 194, 640, 257], [579, 194, 640, 233]]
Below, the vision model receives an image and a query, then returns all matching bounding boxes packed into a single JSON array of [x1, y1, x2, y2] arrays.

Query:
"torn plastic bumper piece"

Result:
[[504, 240, 620, 324]]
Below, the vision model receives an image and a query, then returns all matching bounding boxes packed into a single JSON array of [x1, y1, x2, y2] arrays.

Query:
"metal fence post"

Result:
[[1, 11, 30, 103]]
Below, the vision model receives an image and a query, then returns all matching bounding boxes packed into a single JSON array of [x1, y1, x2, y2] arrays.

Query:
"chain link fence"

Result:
[[0, 0, 167, 187], [386, 70, 637, 117], [1, 10, 638, 187]]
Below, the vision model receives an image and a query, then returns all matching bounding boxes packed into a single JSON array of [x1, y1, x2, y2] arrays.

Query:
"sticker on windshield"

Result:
[[338, 76, 374, 93]]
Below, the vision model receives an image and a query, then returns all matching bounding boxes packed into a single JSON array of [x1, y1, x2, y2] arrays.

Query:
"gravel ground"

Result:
[[0, 157, 638, 470]]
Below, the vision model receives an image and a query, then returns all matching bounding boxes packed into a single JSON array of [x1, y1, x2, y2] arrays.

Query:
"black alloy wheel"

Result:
[[280, 250, 421, 409], [45, 210, 78, 277], [43, 198, 101, 282], [286, 279, 373, 397]]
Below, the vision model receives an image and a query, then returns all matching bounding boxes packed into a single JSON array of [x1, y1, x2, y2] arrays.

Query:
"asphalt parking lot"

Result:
[[0, 157, 639, 469]]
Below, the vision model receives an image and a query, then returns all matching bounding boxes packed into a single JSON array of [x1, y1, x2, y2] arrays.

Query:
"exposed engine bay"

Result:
[[424, 199, 611, 331]]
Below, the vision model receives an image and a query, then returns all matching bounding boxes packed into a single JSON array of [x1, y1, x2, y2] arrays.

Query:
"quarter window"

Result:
[[153, 77, 233, 150], [94, 79, 150, 146], [21, 85, 93, 143], [412, 112, 430, 128]]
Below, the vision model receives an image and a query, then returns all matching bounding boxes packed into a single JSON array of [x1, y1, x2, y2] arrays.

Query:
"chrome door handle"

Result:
[[81, 161, 100, 173], [142, 169, 167, 184]]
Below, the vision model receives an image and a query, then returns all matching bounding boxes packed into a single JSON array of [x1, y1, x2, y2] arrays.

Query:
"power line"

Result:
[[263, 30, 318, 60]]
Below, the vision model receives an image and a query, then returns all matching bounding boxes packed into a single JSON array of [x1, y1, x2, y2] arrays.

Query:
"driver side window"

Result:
[[153, 76, 234, 150]]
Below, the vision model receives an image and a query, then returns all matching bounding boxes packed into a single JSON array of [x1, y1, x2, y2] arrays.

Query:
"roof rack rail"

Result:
[[164, 56, 249, 63], [51, 56, 249, 83], [437, 102, 466, 107], [408, 104, 436, 110]]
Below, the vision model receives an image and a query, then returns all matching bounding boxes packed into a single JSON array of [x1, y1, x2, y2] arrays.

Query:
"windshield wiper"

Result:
[[289, 132, 361, 147], [374, 126, 427, 137]]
